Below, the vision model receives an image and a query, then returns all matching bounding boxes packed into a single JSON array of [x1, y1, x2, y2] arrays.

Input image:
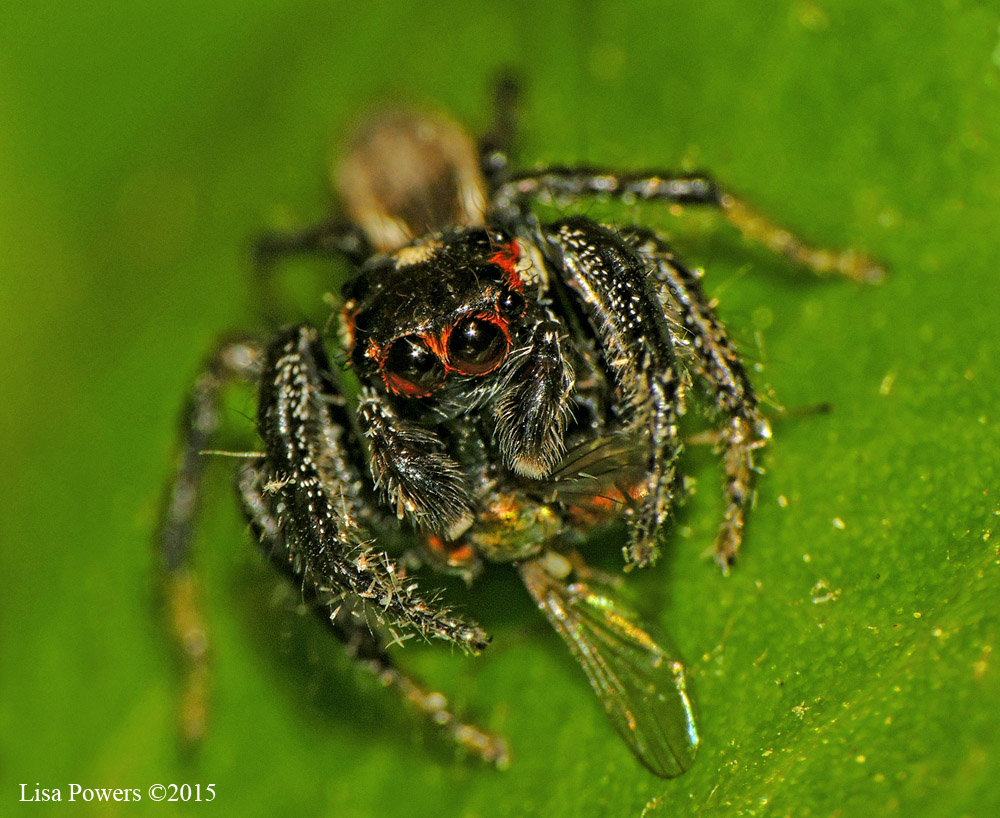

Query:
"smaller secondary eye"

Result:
[[382, 336, 446, 396], [498, 290, 526, 317], [448, 317, 508, 376]]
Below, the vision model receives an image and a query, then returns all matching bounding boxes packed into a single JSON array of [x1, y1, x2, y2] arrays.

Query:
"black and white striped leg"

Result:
[[541, 217, 682, 567], [258, 325, 487, 650], [237, 461, 510, 767], [496, 168, 885, 283], [625, 227, 770, 570]]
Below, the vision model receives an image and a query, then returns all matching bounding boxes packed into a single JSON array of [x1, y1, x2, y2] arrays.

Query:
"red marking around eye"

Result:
[[377, 314, 512, 398], [489, 240, 524, 292], [384, 371, 437, 398], [445, 313, 510, 377], [377, 334, 446, 398]]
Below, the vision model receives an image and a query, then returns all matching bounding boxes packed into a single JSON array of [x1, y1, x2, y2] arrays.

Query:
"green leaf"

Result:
[[2, 1, 997, 816]]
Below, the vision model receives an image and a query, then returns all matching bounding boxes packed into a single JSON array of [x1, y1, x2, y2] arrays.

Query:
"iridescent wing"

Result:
[[538, 433, 648, 506], [520, 557, 699, 778]]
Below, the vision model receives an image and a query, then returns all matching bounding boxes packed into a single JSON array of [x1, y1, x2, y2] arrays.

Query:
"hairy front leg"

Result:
[[237, 462, 508, 766], [258, 325, 487, 649], [541, 217, 683, 567]]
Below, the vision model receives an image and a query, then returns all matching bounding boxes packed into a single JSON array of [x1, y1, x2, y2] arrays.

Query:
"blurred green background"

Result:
[[2, 0, 998, 816]]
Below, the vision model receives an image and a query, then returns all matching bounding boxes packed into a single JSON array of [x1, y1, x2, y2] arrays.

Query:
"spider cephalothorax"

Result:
[[344, 229, 529, 399], [159, 78, 881, 777]]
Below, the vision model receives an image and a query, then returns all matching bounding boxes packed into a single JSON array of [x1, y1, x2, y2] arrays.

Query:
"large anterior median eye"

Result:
[[447, 317, 508, 376], [382, 336, 446, 396]]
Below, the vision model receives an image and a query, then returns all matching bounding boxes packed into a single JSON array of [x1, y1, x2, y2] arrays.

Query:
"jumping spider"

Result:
[[159, 78, 882, 777]]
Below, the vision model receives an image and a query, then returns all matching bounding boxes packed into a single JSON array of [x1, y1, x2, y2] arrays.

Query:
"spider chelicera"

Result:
[[158, 77, 881, 777]]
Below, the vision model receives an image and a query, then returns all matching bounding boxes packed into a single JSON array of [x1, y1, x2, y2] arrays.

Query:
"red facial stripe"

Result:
[[419, 330, 448, 361], [489, 240, 524, 292]]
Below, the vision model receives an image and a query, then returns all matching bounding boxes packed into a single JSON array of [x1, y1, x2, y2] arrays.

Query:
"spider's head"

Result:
[[342, 228, 530, 399]]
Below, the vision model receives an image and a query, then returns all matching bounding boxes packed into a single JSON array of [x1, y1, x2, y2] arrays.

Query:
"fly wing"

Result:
[[538, 434, 648, 506], [520, 558, 699, 778]]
